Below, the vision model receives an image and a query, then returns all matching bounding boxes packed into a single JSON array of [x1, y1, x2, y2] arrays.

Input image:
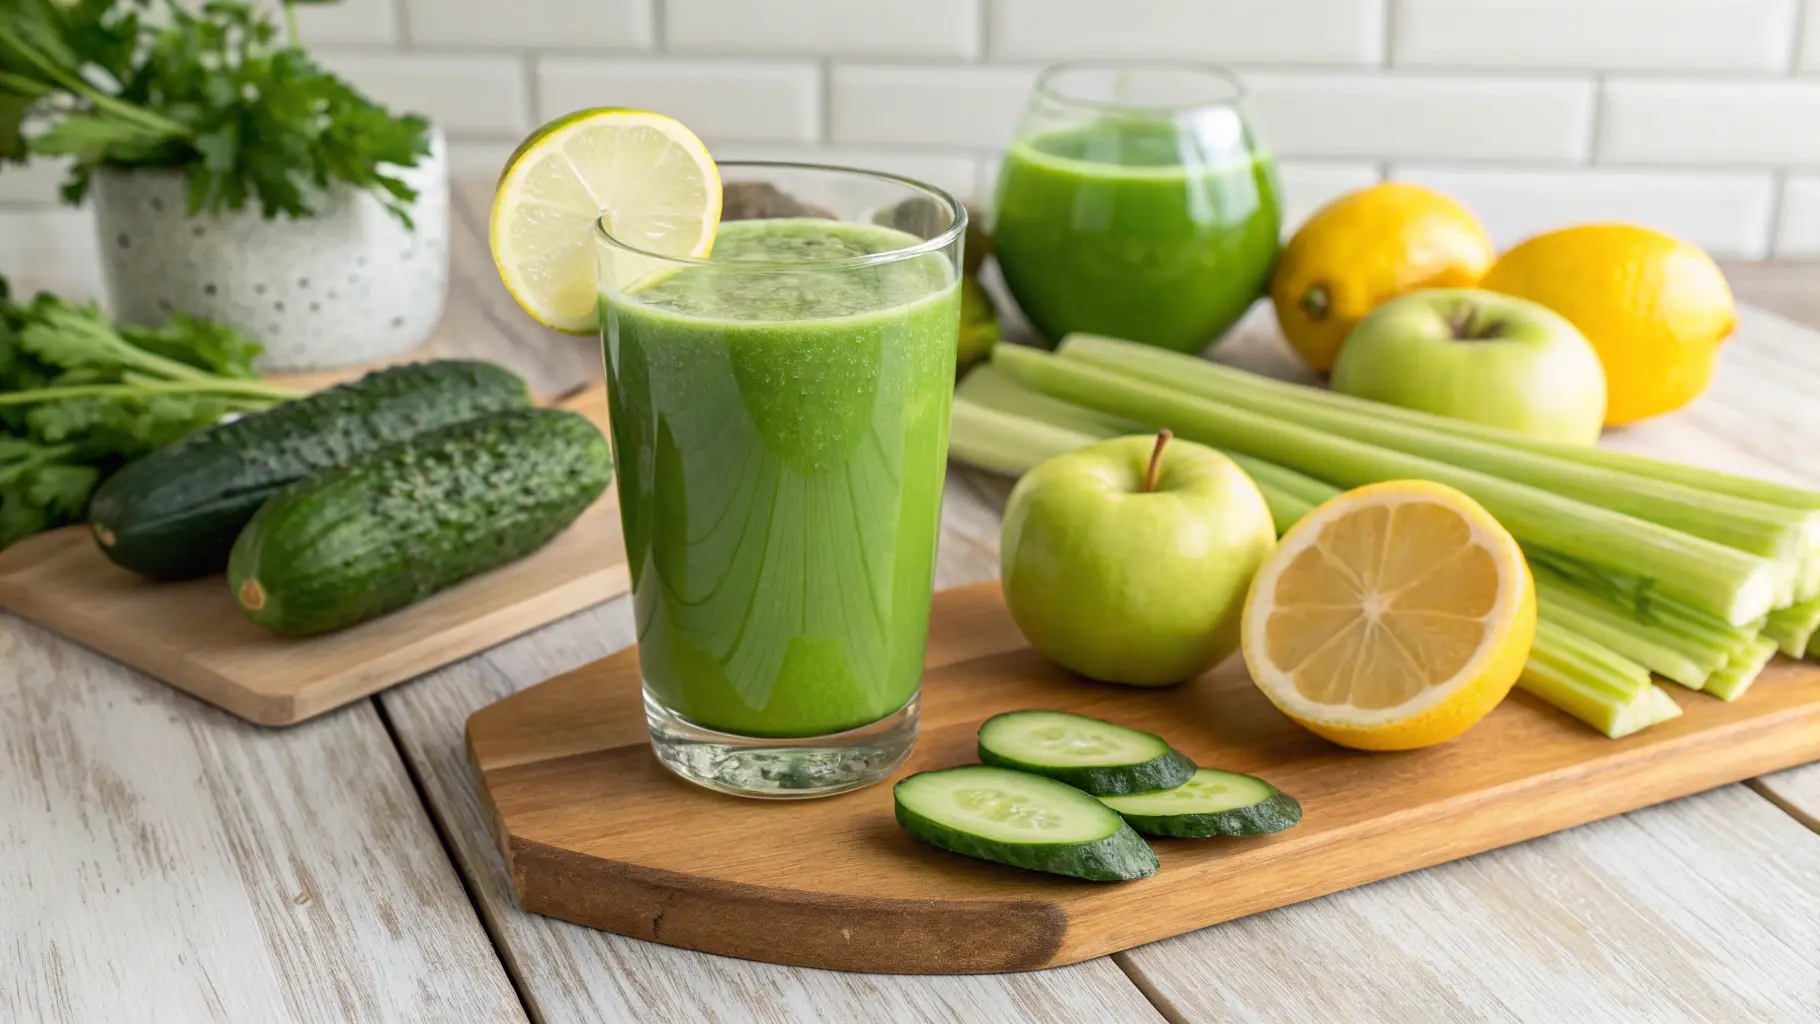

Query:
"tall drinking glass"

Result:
[[596, 164, 965, 799], [994, 61, 1282, 353]]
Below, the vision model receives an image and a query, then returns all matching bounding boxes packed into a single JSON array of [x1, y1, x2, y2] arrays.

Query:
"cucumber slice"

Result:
[[1100, 769, 1302, 838], [894, 766, 1158, 881], [977, 710, 1196, 796]]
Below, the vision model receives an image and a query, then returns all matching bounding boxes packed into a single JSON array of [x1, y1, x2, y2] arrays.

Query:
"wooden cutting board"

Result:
[[466, 580, 1820, 975], [0, 387, 629, 726]]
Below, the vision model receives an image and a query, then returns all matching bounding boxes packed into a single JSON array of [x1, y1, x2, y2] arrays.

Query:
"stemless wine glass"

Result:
[[596, 163, 966, 799], [993, 61, 1283, 353]]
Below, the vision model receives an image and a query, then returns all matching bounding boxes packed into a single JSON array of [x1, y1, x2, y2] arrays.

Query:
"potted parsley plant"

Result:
[[0, 0, 449, 371]]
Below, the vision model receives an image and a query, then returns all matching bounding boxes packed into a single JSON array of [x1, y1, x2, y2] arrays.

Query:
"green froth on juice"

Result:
[[602, 218, 959, 738], [993, 118, 1283, 353]]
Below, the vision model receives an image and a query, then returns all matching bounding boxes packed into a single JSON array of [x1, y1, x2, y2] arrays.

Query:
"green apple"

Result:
[[1331, 288, 1607, 445], [1000, 433, 1276, 686]]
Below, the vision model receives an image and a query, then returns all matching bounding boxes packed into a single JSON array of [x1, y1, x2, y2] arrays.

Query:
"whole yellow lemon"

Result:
[[1271, 183, 1495, 372], [1480, 224, 1735, 426]]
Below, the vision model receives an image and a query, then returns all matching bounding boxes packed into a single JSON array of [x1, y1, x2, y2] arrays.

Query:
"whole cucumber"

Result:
[[90, 359, 532, 579], [227, 408, 612, 636]]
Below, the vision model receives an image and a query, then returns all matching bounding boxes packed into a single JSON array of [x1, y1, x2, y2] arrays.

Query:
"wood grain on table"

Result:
[[0, 616, 524, 1023], [2, 178, 1816, 1023]]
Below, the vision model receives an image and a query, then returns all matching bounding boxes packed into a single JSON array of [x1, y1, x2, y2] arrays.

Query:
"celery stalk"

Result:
[[1058, 332, 1820, 525], [994, 344, 1781, 625], [1225, 453, 1339, 508], [1536, 599, 1713, 691], [948, 398, 1101, 477], [949, 393, 1323, 536], [1526, 550, 1764, 651], [1534, 583, 1723, 691], [1533, 568, 1737, 662], [1256, 490, 1315, 536], [1058, 335, 1811, 573], [1533, 620, 1652, 695], [1764, 594, 1820, 658], [1519, 647, 1683, 739], [1704, 637, 1779, 702], [961, 364, 1343, 512], [958, 364, 1139, 438]]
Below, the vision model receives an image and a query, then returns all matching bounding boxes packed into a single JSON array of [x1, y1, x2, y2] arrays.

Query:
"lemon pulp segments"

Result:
[[490, 109, 720, 333], [1242, 481, 1536, 750]]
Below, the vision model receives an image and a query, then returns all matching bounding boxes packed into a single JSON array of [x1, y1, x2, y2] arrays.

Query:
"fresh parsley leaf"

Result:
[[18, 299, 139, 374], [0, 438, 94, 548], [122, 315, 263, 379], [26, 393, 232, 458], [0, 92, 33, 165], [0, 489, 54, 549], [29, 462, 100, 518], [1, 0, 432, 226], [0, 284, 300, 549]]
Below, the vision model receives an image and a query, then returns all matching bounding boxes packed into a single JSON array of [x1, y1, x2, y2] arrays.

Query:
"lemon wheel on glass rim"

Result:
[[490, 108, 721, 334]]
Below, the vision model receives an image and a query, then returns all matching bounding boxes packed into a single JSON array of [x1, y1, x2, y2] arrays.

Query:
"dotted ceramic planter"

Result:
[[92, 131, 450, 373]]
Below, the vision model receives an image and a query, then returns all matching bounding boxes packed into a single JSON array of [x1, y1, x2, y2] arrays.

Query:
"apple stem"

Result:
[[1143, 430, 1172, 493]]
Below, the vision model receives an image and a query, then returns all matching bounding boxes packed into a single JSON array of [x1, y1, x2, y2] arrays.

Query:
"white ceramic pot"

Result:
[[92, 129, 450, 372]]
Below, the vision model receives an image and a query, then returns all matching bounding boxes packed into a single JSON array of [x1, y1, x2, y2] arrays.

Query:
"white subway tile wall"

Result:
[[1392, 0, 1797, 72], [1780, 175, 1820, 255], [317, 52, 533, 136], [402, 0, 652, 49], [538, 60, 822, 144], [1804, 0, 1820, 72], [1600, 80, 1820, 166], [830, 66, 1038, 148], [666, 0, 981, 58], [0, 159, 71, 206], [5, 0, 1820, 258], [989, 0, 1385, 65], [1245, 73, 1595, 162], [1276, 162, 1386, 231], [1389, 166, 1780, 257], [0, 209, 102, 298], [289, 0, 400, 46]]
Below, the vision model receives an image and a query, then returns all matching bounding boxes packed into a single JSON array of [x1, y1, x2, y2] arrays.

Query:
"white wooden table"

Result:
[[5, 180, 1819, 1023]]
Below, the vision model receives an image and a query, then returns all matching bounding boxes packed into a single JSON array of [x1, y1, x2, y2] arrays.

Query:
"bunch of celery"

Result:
[[951, 339, 1818, 738]]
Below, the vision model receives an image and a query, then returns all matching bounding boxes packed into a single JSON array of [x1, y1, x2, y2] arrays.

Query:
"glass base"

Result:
[[643, 690, 919, 800]]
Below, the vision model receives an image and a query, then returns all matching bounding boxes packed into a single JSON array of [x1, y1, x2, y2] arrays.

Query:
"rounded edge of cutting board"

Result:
[[507, 834, 1072, 973], [464, 582, 1820, 975]]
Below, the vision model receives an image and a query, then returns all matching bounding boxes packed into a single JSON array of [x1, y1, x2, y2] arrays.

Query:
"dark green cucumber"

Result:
[[894, 766, 1157, 881], [977, 710, 1196, 796], [90, 360, 532, 579], [227, 408, 611, 635], [1099, 769, 1302, 838]]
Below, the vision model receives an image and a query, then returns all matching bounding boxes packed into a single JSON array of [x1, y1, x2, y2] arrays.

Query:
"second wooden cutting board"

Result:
[[0, 386, 629, 725]]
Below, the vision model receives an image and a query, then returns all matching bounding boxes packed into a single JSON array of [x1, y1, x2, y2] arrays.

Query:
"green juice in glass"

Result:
[[994, 118, 1282, 352], [601, 218, 958, 739]]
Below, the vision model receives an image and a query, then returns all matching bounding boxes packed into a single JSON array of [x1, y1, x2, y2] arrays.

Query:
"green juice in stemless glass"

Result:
[[994, 61, 1283, 353], [597, 164, 965, 799]]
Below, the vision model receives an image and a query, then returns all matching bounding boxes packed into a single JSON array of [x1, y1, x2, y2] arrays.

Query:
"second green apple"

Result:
[[1332, 288, 1607, 445], [1000, 433, 1276, 687]]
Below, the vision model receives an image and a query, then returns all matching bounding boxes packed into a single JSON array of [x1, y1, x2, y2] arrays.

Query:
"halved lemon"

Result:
[[1241, 480, 1536, 751], [490, 108, 721, 333]]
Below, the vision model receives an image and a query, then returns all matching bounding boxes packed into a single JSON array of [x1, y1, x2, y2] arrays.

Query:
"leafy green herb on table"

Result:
[[0, 0, 432, 225], [0, 276, 299, 548]]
